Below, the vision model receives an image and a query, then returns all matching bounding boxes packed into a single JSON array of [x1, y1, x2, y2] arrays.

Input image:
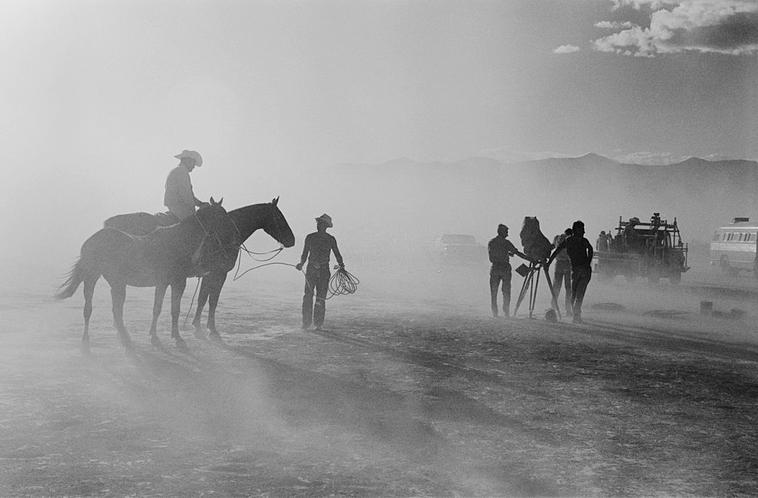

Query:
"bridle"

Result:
[[193, 210, 241, 266], [237, 202, 285, 262]]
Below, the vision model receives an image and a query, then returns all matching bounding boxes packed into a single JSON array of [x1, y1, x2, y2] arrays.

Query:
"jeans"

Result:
[[489, 265, 511, 316], [571, 265, 592, 319], [553, 260, 572, 314], [302, 265, 330, 327]]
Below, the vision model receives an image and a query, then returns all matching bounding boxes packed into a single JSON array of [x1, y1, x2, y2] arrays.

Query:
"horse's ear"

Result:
[[218, 197, 223, 206], [272, 196, 279, 206], [210, 196, 216, 205]]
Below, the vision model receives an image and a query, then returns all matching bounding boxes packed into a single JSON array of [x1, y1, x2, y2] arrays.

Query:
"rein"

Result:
[[232, 246, 284, 281], [230, 203, 287, 280], [194, 211, 241, 265]]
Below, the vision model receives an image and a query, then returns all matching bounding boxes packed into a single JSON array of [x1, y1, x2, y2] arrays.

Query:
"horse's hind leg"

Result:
[[192, 278, 210, 339], [149, 283, 168, 347], [207, 273, 227, 340], [81, 275, 98, 352], [110, 282, 133, 351], [170, 279, 188, 350]]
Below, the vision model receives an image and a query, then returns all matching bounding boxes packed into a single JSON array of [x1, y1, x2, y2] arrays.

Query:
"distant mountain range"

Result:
[[335, 152, 758, 177], [320, 153, 758, 248]]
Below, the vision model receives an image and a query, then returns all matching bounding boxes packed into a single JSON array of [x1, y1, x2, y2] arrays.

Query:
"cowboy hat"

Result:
[[315, 214, 333, 228], [174, 149, 203, 167]]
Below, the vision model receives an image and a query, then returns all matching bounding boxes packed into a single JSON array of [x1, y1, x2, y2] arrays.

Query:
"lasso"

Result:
[[185, 245, 360, 325]]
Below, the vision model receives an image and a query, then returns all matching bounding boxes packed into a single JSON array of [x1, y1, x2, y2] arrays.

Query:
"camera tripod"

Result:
[[513, 262, 562, 319]]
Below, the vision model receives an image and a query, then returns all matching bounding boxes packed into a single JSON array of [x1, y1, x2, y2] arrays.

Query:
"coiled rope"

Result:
[[238, 263, 360, 300], [327, 267, 360, 298]]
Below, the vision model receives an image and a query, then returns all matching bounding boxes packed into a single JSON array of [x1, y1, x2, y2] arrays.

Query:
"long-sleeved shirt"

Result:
[[299, 231, 344, 268], [488, 236, 518, 267], [164, 165, 196, 220]]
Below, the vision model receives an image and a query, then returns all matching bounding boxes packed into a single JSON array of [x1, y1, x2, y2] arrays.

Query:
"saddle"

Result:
[[154, 211, 180, 227], [104, 211, 179, 236], [104, 209, 238, 278]]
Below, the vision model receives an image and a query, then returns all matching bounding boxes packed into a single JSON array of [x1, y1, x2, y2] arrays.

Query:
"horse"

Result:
[[56, 198, 240, 352], [104, 197, 295, 340]]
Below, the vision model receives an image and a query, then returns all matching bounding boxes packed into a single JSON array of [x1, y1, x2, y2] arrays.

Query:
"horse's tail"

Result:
[[55, 258, 84, 300]]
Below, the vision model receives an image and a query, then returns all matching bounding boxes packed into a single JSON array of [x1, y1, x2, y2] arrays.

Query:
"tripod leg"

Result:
[[529, 268, 540, 318], [542, 268, 562, 320], [514, 268, 533, 316]]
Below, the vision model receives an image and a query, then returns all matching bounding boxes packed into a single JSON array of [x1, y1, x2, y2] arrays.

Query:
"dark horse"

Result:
[[56, 198, 240, 351], [103, 197, 295, 340]]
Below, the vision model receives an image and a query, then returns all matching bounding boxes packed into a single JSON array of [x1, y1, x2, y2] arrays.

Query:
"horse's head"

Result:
[[195, 197, 239, 246], [193, 197, 241, 272], [263, 196, 295, 248]]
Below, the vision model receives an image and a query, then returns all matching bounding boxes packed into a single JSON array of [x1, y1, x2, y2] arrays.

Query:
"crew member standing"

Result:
[[488, 224, 530, 318], [547, 220, 593, 324], [164, 149, 205, 221], [596, 230, 609, 251], [295, 214, 345, 330], [552, 228, 573, 316]]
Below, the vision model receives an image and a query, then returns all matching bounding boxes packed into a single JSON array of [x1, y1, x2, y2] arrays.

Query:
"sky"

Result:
[[0, 0, 756, 287]]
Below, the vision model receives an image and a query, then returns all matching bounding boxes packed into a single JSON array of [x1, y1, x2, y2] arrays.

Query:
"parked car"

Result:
[[433, 233, 487, 265]]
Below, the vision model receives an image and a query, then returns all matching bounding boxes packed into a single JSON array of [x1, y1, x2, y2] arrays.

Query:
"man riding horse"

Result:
[[165, 149, 206, 222], [106, 149, 207, 234], [103, 198, 296, 341], [85, 148, 296, 343], [56, 199, 241, 351]]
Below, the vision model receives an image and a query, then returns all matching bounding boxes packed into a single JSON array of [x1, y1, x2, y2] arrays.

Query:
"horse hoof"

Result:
[[175, 338, 188, 351], [80, 341, 91, 356], [193, 329, 206, 340], [208, 332, 222, 343], [150, 335, 162, 348]]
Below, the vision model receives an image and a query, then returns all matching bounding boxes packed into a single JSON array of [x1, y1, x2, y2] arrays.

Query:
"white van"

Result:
[[710, 217, 758, 275]]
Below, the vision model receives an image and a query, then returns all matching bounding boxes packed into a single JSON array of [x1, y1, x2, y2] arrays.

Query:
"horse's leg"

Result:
[[110, 282, 133, 351], [81, 274, 99, 353], [207, 272, 227, 341], [149, 283, 168, 347], [192, 277, 210, 339], [170, 278, 188, 350]]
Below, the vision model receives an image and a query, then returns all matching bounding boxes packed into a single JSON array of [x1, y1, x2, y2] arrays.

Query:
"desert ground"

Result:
[[2, 258, 758, 496]]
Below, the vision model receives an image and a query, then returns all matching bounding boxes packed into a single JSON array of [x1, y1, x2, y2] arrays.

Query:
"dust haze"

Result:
[[3, 0, 758, 495]]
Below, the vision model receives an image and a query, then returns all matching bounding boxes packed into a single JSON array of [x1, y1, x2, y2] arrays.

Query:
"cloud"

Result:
[[595, 20, 635, 29], [553, 44, 581, 54], [594, 0, 758, 56], [611, 0, 678, 9]]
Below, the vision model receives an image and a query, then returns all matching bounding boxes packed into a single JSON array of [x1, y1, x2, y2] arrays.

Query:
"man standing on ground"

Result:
[[596, 230, 609, 251], [488, 224, 530, 318], [547, 220, 593, 324], [296, 214, 345, 330], [164, 149, 205, 221], [552, 228, 573, 316]]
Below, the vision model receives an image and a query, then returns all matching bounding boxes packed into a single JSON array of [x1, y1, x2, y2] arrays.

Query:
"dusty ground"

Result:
[[2, 262, 758, 496]]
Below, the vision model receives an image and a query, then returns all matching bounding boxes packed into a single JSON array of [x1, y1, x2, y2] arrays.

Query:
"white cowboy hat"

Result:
[[315, 214, 333, 228], [174, 150, 203, 167]]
